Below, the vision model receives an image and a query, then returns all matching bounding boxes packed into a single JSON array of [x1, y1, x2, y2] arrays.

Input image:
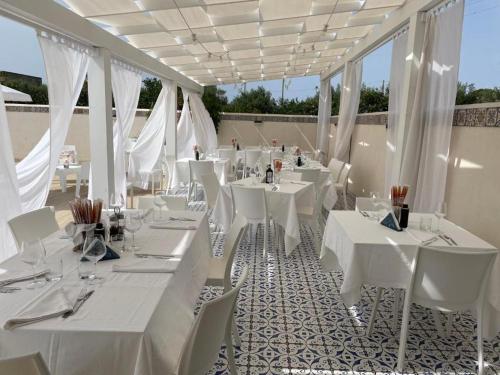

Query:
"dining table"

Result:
[[0, 210, 211, 375], [320, 210, 500, 339], [213, 177, 315, 256], [55, 164, 82, 194]]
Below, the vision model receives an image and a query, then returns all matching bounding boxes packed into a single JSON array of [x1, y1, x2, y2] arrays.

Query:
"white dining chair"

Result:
[[217, 149, 237, 181], [327, 158, 345, 183], [335, 163, 351, 209], [137, 195, 187, 211], [8, 207, 59, 249], [367, 246, 497, 374], [0, 352, 51, 375], [280, 171, 302, 181], [177, 266, 249, 375], [294, 167, 321, 193], [244, 150, 263, 178], [188, 160, 214, 202], [355, 197, 392, 212], [230, 185, 270, 257], [200, 173, 221, 211]]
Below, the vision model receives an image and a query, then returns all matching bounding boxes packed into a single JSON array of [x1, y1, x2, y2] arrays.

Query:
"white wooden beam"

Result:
[[321, 0, 443, 80], [165, 81, 178, 160], [0, 0, 203, 93]]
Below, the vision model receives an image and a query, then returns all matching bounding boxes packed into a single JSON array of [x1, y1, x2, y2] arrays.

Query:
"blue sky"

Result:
[[0, 0, 498, 101]]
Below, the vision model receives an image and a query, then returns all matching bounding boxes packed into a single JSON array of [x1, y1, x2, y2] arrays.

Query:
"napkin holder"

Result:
[[379, 210, 402, 232]]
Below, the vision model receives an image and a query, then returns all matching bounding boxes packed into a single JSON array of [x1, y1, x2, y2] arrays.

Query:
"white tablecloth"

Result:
[[320, 210, 499, 339], [171, 157, 230, 187], [213, 178, 315, 256], [0, 210, 210, 375]]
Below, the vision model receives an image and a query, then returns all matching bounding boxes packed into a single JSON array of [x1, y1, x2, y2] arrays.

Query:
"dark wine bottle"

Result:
[[265, 164, 273, 184], [195, 150, 200, 160]]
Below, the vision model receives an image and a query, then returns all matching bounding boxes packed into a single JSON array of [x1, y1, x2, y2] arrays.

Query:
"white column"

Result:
[[88, 47, 114, 202], [392, 13, 426, 183], [165, 81, 178, 160], [316, 78, 332, 164]]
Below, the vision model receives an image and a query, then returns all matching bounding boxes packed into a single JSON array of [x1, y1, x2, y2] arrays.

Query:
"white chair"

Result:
[[200, 173, 221, 210], [327, 158, 345, 183], [244, 150, 263, 178], [188, 160, 214, 202], [280, 171, 302, 181], [335, 163, 351, 209], [368, 246, 497, 374], [137, 195, 187, 211], [75, 161, 90, 198], [0, 352, 51, 375], [177, 266, 249, 375], [231, 185, 270, 257], [8, 207, 59, 249], [355, 197, 391, 212], [217, 148, 237, 181], [294, 167, 321, 194]]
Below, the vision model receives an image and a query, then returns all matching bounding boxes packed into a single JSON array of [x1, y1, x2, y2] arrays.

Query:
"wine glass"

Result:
[[154, 191, 168, 220], [82, 234, 106, 283], [20, 239, 46, 289], [434, 201, 447, 232], [124, 212, 142, 251], [254, 164, 261, 182]]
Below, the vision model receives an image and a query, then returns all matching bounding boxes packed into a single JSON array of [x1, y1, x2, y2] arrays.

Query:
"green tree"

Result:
[[358, 84, 389, 113], [138, 77, 162, 110], [202, 86, 227, 132], [225, 86, 278, 113], [2, 80, 49, 104]]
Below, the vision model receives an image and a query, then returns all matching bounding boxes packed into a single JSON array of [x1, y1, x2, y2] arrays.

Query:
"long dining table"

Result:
[[0, 210, 210, 375]]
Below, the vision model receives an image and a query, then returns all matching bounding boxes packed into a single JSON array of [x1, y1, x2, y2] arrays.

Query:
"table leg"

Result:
[[75, 175, 81, 197], [60, 175, 67, 193], [393, 289, 402, 331]]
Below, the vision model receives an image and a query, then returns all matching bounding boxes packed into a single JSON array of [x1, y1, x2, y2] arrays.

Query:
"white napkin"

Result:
[[0, 269, 49, 286], [4, 287, 82, 329], [112, 258, 180, 273]]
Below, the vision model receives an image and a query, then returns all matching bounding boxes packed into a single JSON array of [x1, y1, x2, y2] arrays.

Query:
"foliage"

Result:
[[202, 86, 227, 132], [224, 86, 278, 113], [358, 84, 389, 113], [456, 82, 500, 105], [138, 77, 162, 110]]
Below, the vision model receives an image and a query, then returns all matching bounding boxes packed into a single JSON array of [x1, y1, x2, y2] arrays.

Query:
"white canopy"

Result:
[[1, 85, 32, 102]]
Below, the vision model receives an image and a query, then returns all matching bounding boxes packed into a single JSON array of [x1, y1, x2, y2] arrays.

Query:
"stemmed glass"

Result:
[[82, 233, 106, 283], [434, 201, 447, 232], [154, 191, 168, 220], [124, 212, 142, 252], [20, 239, 46, 289]]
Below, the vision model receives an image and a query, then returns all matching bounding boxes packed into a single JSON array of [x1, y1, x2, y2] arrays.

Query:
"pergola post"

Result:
[[165, 81, 178, 160], [88, 47, 115, 202], [317, 78, 332, 164], [392, 13, 426, 183]]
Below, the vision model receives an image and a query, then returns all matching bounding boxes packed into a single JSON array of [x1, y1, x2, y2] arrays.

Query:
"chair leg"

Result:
[[367, 287, 383, 335], [477, 307, 484, 375], [343, 187, 348, 210], [232, 316, 241, 347], [225, 327, 238, 374], [396, 296, 411, 372], [263, 220, 268, 258]]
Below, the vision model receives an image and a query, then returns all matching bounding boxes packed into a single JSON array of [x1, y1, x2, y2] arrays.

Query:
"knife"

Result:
[[135, 254, 177, 259], [443, 233, 457, 245], [438, 234, 453, 246], [63, 290, 94, 319]]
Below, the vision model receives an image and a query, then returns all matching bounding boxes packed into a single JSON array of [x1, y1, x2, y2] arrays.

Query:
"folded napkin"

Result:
[[4, 287, 83, 329], [406, 229, 437, 244], [112, 258, 180, 273], [149, 222, 197, 230], [0, 269, 49, 286]]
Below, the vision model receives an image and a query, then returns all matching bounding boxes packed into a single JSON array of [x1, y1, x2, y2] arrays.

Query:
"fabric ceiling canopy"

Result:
[[63, 0, 407, 86]]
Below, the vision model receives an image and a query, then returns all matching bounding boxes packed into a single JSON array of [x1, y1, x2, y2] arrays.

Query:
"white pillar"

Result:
[[392, 13, 426, 183], [88, 47, 114, 202], [316, 78, 332, 164], [165, 81, 178, 160]]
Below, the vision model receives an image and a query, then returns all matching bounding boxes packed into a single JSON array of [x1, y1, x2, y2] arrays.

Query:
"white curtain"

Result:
[[111, 62, 142, 201], [400, 1, 464, 212], [16, 32, 89, 212], [334, 60, 363, 162], [128, 80, 174, 189], [177, 89, 196, 159], [316, 78, 332, 165], [385, 30, 409, 196], [190, 92, 218, 155], [0, 85, 22, 261]]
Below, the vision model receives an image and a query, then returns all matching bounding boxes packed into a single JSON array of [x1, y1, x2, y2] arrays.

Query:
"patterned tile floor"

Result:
[[187, 195, 500, 375]]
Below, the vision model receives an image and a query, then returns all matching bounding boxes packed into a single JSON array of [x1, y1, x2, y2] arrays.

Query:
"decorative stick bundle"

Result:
[[391, 185, 409, 207], [69, 198, 103, 224]]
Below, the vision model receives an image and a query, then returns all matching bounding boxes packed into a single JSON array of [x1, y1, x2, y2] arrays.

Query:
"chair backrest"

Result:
[[337, 163, 351, 187], [409, 246, 497, 312], [177, 266, 249, 375], [327, 158, 345, 183], [137, 195, 187, 211], [222, 214, 247, 292], [0, 352, 51, 375], [8, 207, 59, 249], [294, 168, 321, 185], [217, 148, 237, 171], [355, 197, 392, 212], [280, 171, 302, 181], [189, 160, 214, 186], [200, 173, 221, 209], [244, 150, 262, 170], [230, 185, 268, 220]]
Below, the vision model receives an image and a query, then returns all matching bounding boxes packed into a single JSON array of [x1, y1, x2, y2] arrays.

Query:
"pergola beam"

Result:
[[320, 0, 443, 80], [0, 0, 203, 93]]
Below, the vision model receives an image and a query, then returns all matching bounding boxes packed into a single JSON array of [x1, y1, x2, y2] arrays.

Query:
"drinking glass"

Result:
[[154, 191, 168, 220], [20, 239, 46, 289], [124, 212, 142, 251], [254, 164, 261, 181], [81, 234, 106, 282], [434, 201, 447, 232], [419, 216, 433, 232], [45, 257, 63, 282]]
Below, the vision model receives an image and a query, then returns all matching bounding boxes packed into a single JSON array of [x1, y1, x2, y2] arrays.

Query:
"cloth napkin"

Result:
[[112, 258, 180, 273], [64, 222, 96, 247], [0, 269, 49, 286], [4, 287, 83, 329]]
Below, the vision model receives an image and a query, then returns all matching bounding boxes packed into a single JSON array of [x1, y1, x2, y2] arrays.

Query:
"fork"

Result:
[[62, 288, 87, 318]]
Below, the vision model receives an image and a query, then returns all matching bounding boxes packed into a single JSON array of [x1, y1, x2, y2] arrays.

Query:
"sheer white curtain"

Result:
[[317, 78, 332, 164], [0, 85, 22, 261], [128, 80, 174, 189], [177, 89, 196, 159], [385, 30, 409, 196], [190, 92, 218, 155], [111, 62, 142, 201], [400, 1, 464, 212], [334, 60, 363, 162], [16, 32, 89, 212]]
